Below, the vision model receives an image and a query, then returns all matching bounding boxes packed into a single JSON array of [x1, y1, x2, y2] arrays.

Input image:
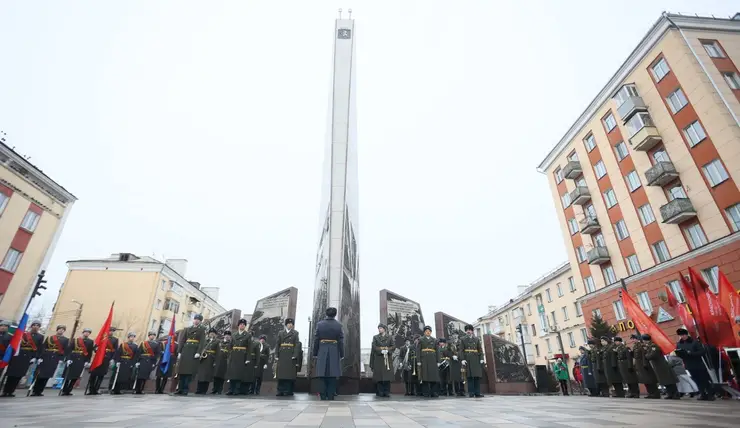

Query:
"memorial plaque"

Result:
[[249, 287, 298, 379], [434, 312, 469, 342], [379, 290, 424, 380], [203, 309, 242, 337], [488, 335, 535, 383]]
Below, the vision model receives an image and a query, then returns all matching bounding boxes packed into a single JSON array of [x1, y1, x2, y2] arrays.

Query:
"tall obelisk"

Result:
[[311, 10, 360, 394]]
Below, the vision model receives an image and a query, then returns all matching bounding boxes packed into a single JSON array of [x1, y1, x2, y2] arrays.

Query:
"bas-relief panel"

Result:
[[249, 287, 297, 379], [379, 290, 424, 381], [489, 335, 535, 383], [203, 309, 241, 338]]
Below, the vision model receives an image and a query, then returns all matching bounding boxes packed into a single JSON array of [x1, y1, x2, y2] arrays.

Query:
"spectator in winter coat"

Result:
[[553, 358, 570, 396]]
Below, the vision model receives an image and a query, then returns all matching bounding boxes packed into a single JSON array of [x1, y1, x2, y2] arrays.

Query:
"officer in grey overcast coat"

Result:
[[313, 307, 344, 400]]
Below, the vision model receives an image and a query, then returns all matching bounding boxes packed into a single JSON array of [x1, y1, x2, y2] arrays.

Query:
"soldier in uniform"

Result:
[[226, 318, 256, 395], [460, 324, 484, 398], [111, 332, 138, 394], [601, 336, 624, 397], [154, 336, 177, 394], [398, 339, 417, 396], [371, 323, 394, 397], [643, 333, 679, 399], [589, 338, 608, 397], [134, 331, 160, 394], [578, 346, 597, 396], [2, 320, 43, 397], [253, 334, 270, 395], [437, 338, 453, 396], [195, 328, 219, 394], [31, 324, 70, 397], [313, 307, 343, 400], [417, 325, 439, 398], [276, 318, 300, 396], [87, 327, 118, 395], [448, 334, 464, 397], [212, 330, 230, 394], [175, 313, 206, 396], [630, 334, 659, 399], [614, 337, 639, 398], [61, 327, 94, 395]]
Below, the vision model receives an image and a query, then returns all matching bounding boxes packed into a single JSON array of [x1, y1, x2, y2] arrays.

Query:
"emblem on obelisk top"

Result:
[[337, 28, 352, 39]]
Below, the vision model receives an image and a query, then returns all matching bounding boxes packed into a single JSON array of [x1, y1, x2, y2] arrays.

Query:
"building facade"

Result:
[[537, 13, 740, 338], [48, 253, 225, 339], [0, 139, 76, 323], [475, 262, 587, 373]]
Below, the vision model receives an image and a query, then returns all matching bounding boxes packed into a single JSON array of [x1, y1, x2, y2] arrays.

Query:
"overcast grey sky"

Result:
[[1, 1, 736, 341]]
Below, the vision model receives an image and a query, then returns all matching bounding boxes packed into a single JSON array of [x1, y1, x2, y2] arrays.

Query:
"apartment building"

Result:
[[48, 253, 225, 338], [537, 13, 740, 337], [0, 138, 76, 323], [475, 262, 588, 372]]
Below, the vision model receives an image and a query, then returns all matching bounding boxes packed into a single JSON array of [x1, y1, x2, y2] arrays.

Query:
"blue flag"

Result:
[[160, 318, 176, 374]]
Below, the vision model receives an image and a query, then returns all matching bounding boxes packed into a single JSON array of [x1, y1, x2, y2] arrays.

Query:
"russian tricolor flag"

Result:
[[0, 313, 28, 369]]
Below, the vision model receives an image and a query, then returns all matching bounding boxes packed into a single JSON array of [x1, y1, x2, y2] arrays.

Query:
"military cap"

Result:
[[148, 331, 157, 336], [423, 325, 432, 332], [259, 334, 267, 340], [56, 324, 67, 331], [238, 318, 248, 326], [82, 327, 92, 333], [127, 331, 137, 338], [438, 338, 447, 343], [641, 334, 651, 341], [208, 328, 217, 334], [285, 318, 294, 326], [464, 324, 474, 332], [377, 323, 387, 330], [0, 320, 10, 327], [30, 320, 42, 327], [587, 338, 596, 345], [193, 313, 204, 321], [326, 307, 337, 318], [630, 334, 641, 340], [613, 337, 623, 342], [676, 328, 689, 335], [599, 335, 610, 342], [223, 330, 232, 336], [578, 346, 587, 351]]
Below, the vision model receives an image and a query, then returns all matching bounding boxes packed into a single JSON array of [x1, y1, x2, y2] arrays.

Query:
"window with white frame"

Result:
[[604, 188, 618, 208], [562, 306, 569, 321], [575, 301, 583, 317], [0, 248, 22, 273], [551, 310, 557, 327], [535, 344, 540, 356], [527, 303, 532, 315], [603, 113, 617, 132], [702, 159, 730, 187], [150, 319, 157, 332], [0, 193, 9, 215], [702, 40, 725, 58], [576, 177, 587, 188], [602, 264, 617, 284], [155, 299, 162, 309], [584, 276, 596, 293], [546, 338, 552, 353], [613, 300, 626, 320], [585, 204, 597, 218], [561, 192, 572, 208], [594, 160, 607, 179], [568, 151, 579, 162], [637, 291, 653, 314], [614, 141, 629, 161], [684, 223, 707, 249], [667, 183, 688, 200], [666, 88, 688, 113], [723, 72, 740, 90], [20, 210, 40, 232], [584, 134, 597, 152], [592, 308, 602, 319], [638, 204, 656, 226], [626, 254, 641, 275], [576, 246, 587, 263], [613, 84, 639, 107], [555, 168, 563, 183], [625, 112, 654, 137], [615, 219, 630, 240], [580, 327, 588, 343], [701, 266, 720, 294], [546, 288, 552, 302], [568, 332, 576, 348], [625, 170, 641, 192], [557, 283, 563, 297], [652, 240, 671, 263], [726, 203, 740, 232], [568, 276, 576, 292], [667, 280, 686, 303], [683, 121, 707, 147], [593, 233, 606, 248], [652, 148, 670, 163], [651, 58, 670, 81], [568, 218, 579, 235]]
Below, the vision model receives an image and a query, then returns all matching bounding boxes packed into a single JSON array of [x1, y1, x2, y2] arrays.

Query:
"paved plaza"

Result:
[[1, 394, 739, 428]]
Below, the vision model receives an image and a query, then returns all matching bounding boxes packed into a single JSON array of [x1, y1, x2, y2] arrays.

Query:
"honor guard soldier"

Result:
[[87, 327, 118, 395], [112, 332, 138, 394], [155, 336, 177, 394], [590, 338, 609, 397], [437, 338, 453, 396], [253, 334, 269, 395], [61, 327, 94, 395], [371, 323, 394, 397], [0, 322, 10, 387], [631, 334, 659, 398], [460, 324, 484, 398], [2, 320, 43, 397], [276, 318, 300, 396], [601, 336, 624, 397], [417, 326, 439, 398], [195, 328, 219, 394], [226, 318, 256, 395], [643, 334, 680, 399], [313, 307, 343, 400], [134, 331, 160, 394], [175, 313, 206, 395], [448, 334, 464, 397], [31, 324, 70, 396], [398, 339, 417, 396], [212, 331, 231, 394], [614, 337, 639, 398]]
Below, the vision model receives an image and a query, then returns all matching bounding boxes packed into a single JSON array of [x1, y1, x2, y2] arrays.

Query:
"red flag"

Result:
[[621, 291, 673, 354], [665, 284, 696, 337], [717, 270, 740, 347], [679, 274, 706, 339], [90, 302, 114, 372], [688, 267, 735, 348]]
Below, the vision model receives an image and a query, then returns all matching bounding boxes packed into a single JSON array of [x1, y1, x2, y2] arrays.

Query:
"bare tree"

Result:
[[111, 310, 144, 339]]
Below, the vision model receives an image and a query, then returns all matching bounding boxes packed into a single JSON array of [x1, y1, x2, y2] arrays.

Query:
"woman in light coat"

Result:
[[667, 351, 698, 395]]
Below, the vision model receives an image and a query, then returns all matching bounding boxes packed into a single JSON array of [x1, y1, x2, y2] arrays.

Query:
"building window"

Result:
[[666, 88, 688, 114], [575, 301, 583, 317], [576, 246, 587, 263], [638, 204, 656, 226], [568, 332, 576, 348], [546, 288, 552, 302], [594, 160, 607, 179], [637, 291, 653, 314], [150, 319, 157, 332], [557, 283, 564, 297], [625, 112, 654, 137], [667, 183, 688, 200], [613, 300, 626, 320], [584, 276, 596, 293], [603, 188, 618, 208], [593, 233, 606, 248], [580, 328, 588, 343], [576, 177, 587, 188], [615, 219, 630, 240], [161, 279, 166, 291], [684, 223, 707, 249], [614, 84, 639, 106], [505, 314, 509, 326], [614, 141, 629, 161], [602, 264, 617, 284], [592, 308, 602, 319], [561, 192, 572, 208], [567, 218, 579, 235], [651, 240, 670, 263], [651, 58, 670, 81], [701, 266, 720, 294], [0, 193, 8, 215], [0, 249, 22, 273], [652, 148, 670, 163], [155, 299, 162, 310], [702, 159, 730, 187], [535, 344, 540, 357], [723, 72, 740, 90], [555, 167, 564, 183], [568, 276, 576, 292], [603, 113, 617, 132], [683, 121, 707, 147], [546, 338, 552, 353], [585, 204, 597, 218], [550, 310, 557, 327], [584, 134, 597, 152], [667, 280, 686, 303], [562, 306, 569, 321], [626, 254, 641, 275], [164, 298, 180, 313], [527, 303, 532, 316], [726, 203, 740, 232], [20, 210, 40, 232], [702, 40, 725, 58], [568, 151, 579, 162], [625, 170, 641, 192]]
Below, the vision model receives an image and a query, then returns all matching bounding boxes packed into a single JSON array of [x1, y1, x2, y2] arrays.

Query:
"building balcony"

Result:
[[617, 96, 648, 123], [516, 334, 532, 345], [562, 161, 583, 179], [570, 186, 591, 205], [579, 216, 601, 235], [645, 161, 678, 187], [513, 312, 527, 324], [629, 126, 662, 151], [660, 198, 697, 224], [587, 246, 610, 265], [492, 324, 504, 335]]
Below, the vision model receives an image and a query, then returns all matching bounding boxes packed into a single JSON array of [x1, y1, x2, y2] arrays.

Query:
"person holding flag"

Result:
[[1, 319, 43, 397], [87, 302, 116, 395], [675, 328, 714, 400], [112, 332, 138, 394], [61, 327, 94, 396], [156, 318, 177, 394], [31, 325, 70, 397]]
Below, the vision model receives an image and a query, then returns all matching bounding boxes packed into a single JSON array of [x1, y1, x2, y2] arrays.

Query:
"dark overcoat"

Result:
[[214, 340, 230, 379], [579, 352, 596, 389], [91, 336, 119, 376], [226, 330, 256, 381], [590, 345, 607, 383], [196, 337, 220, 382], [644, 341, 676, 386], [632, 341, 658, 384], [399, 345, 418, 382], [459, 335, 483, 378], [177, 325, 206, 376], [276, 329, 300, 380], [370, 333, 394, 382], [447, 341, 463, 382], [675, 337, 706, 372], [254, 340, 270, 379], [616, 344, 638, 384], [313, 318, 343, 378], [417, 335, 439, 382], [66, 337, 94, 379], [602, 343, 622, 384], [38, 334, 69, 378], [136, 340, 160, 379], [114, 341, 138, 382], [7, 331, 43, 377], [156, 342, 177, 378]]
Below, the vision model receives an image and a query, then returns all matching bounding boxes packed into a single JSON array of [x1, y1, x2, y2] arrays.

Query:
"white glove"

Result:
[[275, 357, 279, 361], [109, 359, 115, 367], [84, 362, 90, 368], [178, 353, 181, 359], [194, 353, 200, 359], [66, 360, 72, 366], [245, 360, 251, 365], [381, 349, 388, 355], [462, 360, 467, 366], [29, 358, 36, 364], [417, 362, 422, 366], [479, 359, 484, 364], [437, 362, 442, 367], [263, 364, 267, 369], [38, 358, 43, 363], [453, 356, 458, 361]]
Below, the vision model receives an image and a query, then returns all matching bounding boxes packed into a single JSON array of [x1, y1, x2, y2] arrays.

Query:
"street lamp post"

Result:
[[516, 324, 528, 366]]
